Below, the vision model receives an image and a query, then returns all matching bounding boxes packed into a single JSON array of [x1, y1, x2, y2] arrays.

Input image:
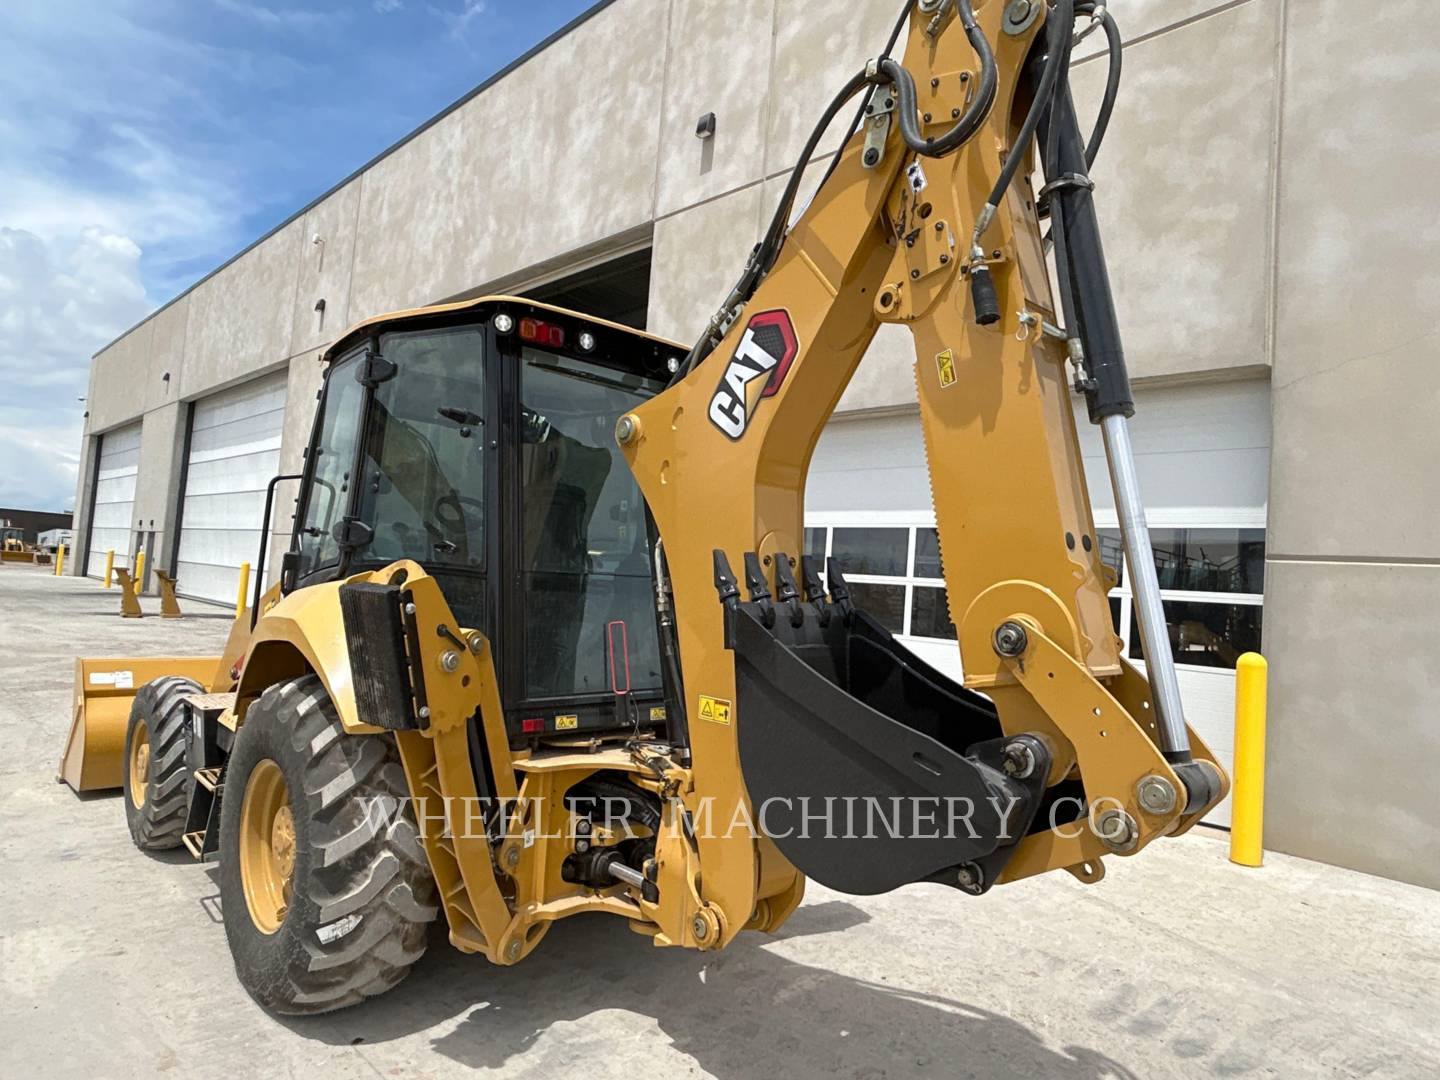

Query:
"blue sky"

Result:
[[0, 0, 598, 511]]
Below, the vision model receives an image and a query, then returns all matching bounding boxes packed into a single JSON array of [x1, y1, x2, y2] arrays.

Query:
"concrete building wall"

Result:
[[1262, 0, 1440, 888], [72, 0, 1439, 888]]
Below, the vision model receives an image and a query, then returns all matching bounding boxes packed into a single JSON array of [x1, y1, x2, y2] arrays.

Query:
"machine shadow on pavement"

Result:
[[277, 899, 1138, 1080]]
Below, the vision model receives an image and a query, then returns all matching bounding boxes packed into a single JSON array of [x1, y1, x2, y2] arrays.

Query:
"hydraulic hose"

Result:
[[672, 67, 873, 382], [879, 0, 997, 158], [812, 0, 915, 197], [674, 0, 1002, 378], [981, 0, 1072, 221], [1076, 2, 1121, 166]]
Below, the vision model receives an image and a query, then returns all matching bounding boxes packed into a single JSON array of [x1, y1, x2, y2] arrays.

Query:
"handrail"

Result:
[[252, 473, 305, 628]]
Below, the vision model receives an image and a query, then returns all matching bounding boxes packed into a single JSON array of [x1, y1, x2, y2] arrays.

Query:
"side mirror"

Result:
[[280, 550, 300, 595]]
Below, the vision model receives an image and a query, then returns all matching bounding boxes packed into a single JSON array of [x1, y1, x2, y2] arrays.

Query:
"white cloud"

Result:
[[0, 2, 253, 510], [0, 228, 151, 510], [430, 0, 487, 41], [374, 0, 404, 12], [212, 0, 331, 29]]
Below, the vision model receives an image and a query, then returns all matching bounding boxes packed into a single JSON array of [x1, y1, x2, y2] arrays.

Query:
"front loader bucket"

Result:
[[58, 656, 221, 792]]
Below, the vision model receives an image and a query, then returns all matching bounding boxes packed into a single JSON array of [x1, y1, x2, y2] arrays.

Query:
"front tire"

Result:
[[123, 676, 202, 850], [218, 675, 438, 1015]]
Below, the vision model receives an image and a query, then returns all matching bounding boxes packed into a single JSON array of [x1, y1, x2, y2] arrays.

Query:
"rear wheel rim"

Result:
[[239, 759, 295, 935], [128, 723, 151, 809]]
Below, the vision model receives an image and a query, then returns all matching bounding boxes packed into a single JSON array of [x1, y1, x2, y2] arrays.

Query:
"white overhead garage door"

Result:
[[86, 421, 142, 578], [174, 372, 287, 605], [805, 379, 1271, 828]]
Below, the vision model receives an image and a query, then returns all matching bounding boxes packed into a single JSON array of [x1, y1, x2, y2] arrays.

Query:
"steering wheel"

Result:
[[429, 494, 484, 559]]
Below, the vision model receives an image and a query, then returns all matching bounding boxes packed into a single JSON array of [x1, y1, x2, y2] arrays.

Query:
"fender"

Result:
[[234, 575, 382, 734]]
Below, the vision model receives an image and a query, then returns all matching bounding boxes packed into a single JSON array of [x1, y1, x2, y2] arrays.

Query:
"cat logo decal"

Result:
[[707, 310, 800, 440]]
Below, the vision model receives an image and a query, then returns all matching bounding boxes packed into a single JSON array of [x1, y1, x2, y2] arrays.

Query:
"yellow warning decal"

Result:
[[936, 349, 957, 389], [649, 705, 668, 723], [555, 714, 579, 730], [697, 695, 732, 726]]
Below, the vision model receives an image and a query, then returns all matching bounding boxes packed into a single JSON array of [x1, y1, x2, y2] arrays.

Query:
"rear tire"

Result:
[[218, 675, 438, 1015], [123, 676, 202, 850]]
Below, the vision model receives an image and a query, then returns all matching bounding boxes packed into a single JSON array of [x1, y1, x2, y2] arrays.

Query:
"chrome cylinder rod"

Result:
[[1101, 413, 1191, 759]]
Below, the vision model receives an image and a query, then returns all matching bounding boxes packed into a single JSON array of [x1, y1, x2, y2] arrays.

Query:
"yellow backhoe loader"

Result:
[[60, 0, 1227, 1015], [2, 524, 42, 565]]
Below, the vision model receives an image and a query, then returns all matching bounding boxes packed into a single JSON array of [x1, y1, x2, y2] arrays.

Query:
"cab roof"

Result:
[[321, 295, 685, 365]]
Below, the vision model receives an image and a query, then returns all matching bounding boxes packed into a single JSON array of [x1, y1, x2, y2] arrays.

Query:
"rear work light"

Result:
[[519, 318, 566, 348]]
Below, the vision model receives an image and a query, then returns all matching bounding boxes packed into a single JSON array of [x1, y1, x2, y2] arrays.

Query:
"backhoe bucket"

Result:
[[58, 656, 221, 792], [722, 555, 1053, 896]]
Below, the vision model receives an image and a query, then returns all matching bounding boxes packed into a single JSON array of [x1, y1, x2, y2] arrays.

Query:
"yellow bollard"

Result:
[[54, 544, 66, 577], [134, 551, 146, 594], [235, 562, 252, 619], [104, 549, 115, 588], [1229, 653, 1268, 867]]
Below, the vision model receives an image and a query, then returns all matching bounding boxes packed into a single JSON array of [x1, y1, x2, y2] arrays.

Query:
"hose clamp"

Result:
[[1038, 173, 1096, 201]]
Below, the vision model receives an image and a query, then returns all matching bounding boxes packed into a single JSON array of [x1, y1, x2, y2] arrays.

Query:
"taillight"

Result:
[[519, 318, 565, 348]]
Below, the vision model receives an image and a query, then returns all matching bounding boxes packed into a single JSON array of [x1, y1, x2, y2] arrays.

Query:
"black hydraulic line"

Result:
[[965, 0, 1069, 326], [879, 11, 996, 156], [983, 0, 1072, 215], [671, 67, 872, 382], [1075, 2, 1122, 166], [673, 0, 1006, 381], [812, 0, 914, 197], [1042, 72, 1132, 423]]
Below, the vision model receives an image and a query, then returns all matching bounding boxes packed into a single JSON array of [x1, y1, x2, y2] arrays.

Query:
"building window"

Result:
[[804, 519, 1265, 661], [831, 527, 908, 577], [1099, 527, 1265, 672], [802, 520, 955, 644]]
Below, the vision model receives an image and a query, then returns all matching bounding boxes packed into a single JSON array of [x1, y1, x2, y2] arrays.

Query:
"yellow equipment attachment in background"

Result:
[[58, 656, 221, 792], [1, 537, 37, 564]]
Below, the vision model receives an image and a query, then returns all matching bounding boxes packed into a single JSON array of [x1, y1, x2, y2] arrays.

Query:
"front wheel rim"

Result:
[[128, 722, 151, 809], [239, 759, 295, 935]]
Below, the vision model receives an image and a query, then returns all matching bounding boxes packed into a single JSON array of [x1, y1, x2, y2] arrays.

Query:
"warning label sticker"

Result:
[[649, 706, 667, 723], [555, 714, 578, 731], [697, 695, 732, 726], [936, 349, 957, 389]]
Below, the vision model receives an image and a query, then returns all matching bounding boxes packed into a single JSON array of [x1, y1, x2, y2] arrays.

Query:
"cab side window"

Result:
[[296, 353, 365, 578]]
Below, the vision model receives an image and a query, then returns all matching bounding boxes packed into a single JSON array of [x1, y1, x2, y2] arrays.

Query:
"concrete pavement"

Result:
[[2, 566, 1437, 1079]]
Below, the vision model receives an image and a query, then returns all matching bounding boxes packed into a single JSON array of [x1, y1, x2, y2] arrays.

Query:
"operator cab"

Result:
[[287, 297, 686, 747]]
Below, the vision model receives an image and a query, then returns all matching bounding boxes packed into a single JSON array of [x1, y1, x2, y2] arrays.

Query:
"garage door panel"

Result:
[[180, 452, 278, 498], [807, 412, 932, 514], [189, 411, 284, 456], [175, 372, 286, 605], [176, 490, 270, 530], [86, 420, 143, 576], [1082, 447, 1271, 522], [90, 499, 134, 529], [174, 562, 263, 608], [175, 526, 266, 567]]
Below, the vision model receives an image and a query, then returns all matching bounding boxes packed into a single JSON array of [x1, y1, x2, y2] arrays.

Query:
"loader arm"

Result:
[[622, 0, 1227, 943]]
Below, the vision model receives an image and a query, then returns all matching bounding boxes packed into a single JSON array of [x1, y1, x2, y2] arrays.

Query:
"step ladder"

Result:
[[181, 693, 237, 861]]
